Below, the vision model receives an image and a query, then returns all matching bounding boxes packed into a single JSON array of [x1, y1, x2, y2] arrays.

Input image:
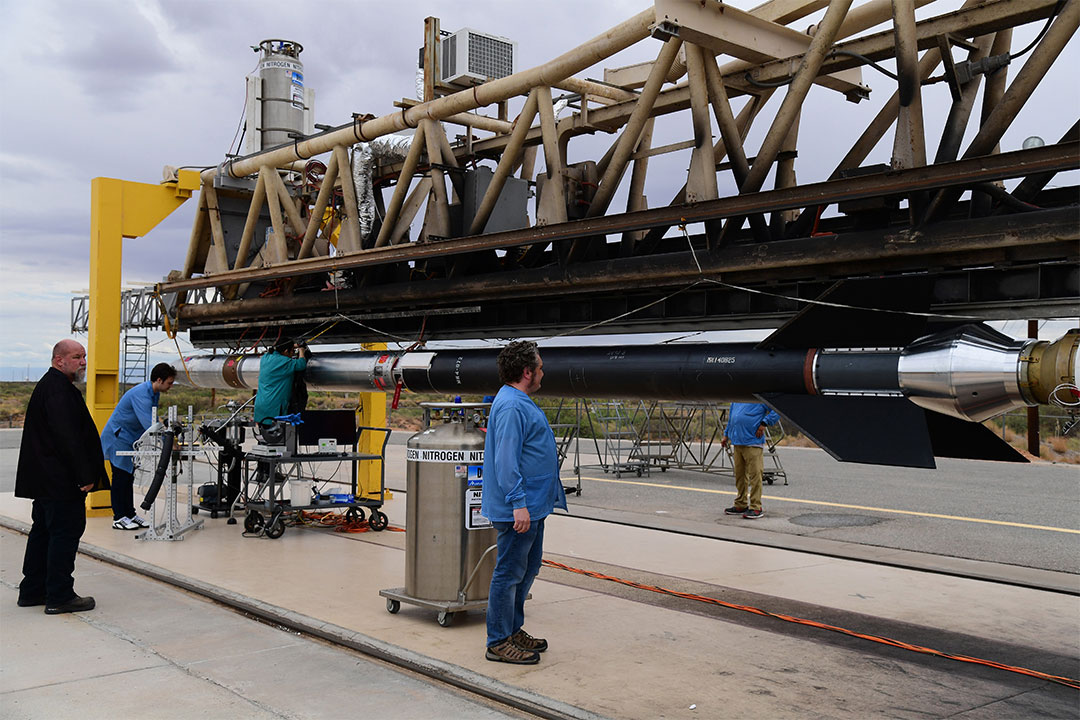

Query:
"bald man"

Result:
[[16, 340, 108, 614]]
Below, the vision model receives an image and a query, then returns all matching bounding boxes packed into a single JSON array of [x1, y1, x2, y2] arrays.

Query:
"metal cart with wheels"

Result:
[[241, 424, 391, 539]]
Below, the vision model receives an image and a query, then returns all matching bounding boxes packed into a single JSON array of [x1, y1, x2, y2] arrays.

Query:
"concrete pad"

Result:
[[0, 531, 527, 720], [1, 472, 1076, 720], [0, 603, 167, 693], [543, 514, 1080, 657], [3, 665, 279, 720]]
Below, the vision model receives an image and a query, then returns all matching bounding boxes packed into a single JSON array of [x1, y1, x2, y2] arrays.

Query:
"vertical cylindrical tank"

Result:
[[257, 39, 306, 149], [404, 404, 497, 602]]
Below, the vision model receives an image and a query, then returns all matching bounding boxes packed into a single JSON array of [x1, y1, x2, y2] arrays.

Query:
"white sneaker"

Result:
[[130, 515, 150, 528], [112, 517, 138, 531]]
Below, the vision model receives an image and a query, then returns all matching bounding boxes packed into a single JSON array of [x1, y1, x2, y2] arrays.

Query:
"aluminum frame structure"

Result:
[[158, 0, 1079, 348]]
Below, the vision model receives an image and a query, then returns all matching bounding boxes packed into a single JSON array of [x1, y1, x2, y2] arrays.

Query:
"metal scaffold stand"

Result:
[[122, 405, 205, 541]]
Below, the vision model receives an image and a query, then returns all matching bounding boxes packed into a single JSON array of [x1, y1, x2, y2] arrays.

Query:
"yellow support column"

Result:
[[86, 171, 199, 515], [356, 343, 392, 501]]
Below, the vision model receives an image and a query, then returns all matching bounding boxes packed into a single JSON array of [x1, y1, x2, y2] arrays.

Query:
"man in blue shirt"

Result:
[[722, 402, 780, 519], [253, 340, 310, 425], [481, 341, 567, 664], [101, 363, 176, 530]]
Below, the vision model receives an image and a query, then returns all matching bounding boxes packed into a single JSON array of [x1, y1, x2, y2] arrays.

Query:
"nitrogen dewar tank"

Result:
[[404, 404, 496, 603]]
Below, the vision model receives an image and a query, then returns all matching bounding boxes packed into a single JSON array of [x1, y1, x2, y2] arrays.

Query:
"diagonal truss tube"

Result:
[[719, 0, 852, 243]]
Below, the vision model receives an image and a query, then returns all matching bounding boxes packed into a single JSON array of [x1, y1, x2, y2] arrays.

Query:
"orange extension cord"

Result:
[[542, 559, 1080, 691], [293, 510, 404, 534]]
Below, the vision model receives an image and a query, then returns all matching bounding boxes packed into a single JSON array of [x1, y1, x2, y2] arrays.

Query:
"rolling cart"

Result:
[[242, 419, 390, 539]]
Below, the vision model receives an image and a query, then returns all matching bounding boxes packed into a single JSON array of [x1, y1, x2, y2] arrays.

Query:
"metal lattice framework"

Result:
[[158, 0, 1079, 348]]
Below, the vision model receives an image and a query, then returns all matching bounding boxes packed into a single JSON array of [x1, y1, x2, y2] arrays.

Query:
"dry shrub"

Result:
[[777, 433, 818, 449]]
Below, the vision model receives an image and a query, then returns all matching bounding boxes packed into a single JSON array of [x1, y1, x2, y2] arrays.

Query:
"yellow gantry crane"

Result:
[[86, 170, 386, 514]]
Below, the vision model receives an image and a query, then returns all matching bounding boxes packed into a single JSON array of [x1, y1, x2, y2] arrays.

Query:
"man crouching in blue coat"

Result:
[[481, 341, 567, 664]]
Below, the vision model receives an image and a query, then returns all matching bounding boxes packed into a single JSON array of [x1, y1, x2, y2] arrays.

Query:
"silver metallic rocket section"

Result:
[[181, 354, 262, 390], [181, 352, 384, 393], [898, 325, 1029, 422], [306, 353, 381, 392]]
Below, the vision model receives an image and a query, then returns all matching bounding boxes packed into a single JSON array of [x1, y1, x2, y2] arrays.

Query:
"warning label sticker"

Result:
[[465, 487, 491, 530], [407, 448, 484, 464]]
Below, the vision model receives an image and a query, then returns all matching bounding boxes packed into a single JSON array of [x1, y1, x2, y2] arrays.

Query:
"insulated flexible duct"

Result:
[[140, 427, 176, 511]]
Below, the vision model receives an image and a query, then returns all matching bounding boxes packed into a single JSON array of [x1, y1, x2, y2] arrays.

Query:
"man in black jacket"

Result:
[[16, 340, 109, 614]]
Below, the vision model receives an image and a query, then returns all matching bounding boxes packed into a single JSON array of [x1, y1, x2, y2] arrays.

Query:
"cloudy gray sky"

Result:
[[0, 0, 1076, 377]]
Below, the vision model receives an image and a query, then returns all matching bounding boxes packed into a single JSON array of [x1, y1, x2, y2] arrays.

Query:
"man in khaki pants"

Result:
[[722, 402, 780, 520]]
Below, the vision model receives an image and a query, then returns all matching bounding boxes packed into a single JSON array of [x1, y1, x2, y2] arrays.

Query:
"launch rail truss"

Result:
[[156, 0, 1079, 348]]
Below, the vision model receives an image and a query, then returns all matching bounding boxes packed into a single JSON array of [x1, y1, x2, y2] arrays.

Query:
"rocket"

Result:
[[181, 279, 1078, 469]]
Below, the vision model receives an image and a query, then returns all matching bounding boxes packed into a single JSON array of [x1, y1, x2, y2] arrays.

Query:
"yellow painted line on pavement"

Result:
[[578, 475, 1080, 535]]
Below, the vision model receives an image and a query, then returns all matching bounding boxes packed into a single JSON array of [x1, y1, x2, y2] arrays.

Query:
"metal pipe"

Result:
[[441, 111, 514, 134], [702, 51, 751, 187], [892, 0, 920, 108], [934, 34, 995, 164], [719, 0, 852, 244], [391, 176, 433, 245], [621, 117, 654, 249], [332, 145, 361, 252], [265, 167, 306, 237], [684, 43, 718, 203], [203, 10, 654, 184], [535, 85, 568, 225], [554, 76, 637, 102], [969, 27, 1013, 217], [297, 150, 338, 259], [375, 122, 426, 248], [470, 90, 539, 235], [262, 166, 289, 264], [420, 119, 451, 238], [979, 27, 1014, 157], [202, 183, 230, 274], [588, 38, 683, 217], [741, 0, 852, 195], [232, 169, 267, 274], [181, 190, 208, 281]]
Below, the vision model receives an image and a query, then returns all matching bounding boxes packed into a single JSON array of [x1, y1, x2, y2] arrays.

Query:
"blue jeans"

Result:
[[486, 518, 545, 647]]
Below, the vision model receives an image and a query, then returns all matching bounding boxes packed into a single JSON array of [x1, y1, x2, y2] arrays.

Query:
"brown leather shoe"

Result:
[[485, 639, 540, 664], [510, 628, 548, 652]]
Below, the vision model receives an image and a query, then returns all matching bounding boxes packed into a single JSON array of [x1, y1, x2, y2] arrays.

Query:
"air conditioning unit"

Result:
[[440, 28, 516, 87]]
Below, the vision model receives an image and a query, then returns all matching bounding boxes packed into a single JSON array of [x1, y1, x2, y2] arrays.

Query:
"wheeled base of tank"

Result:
[[378, 587, 490, 628], [378, 587, 533, 627]]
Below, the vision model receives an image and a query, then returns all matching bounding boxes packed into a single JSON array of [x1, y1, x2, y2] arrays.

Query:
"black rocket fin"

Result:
[[758, 276, 934, 351], [760, 393, 1030, 468], [761, 393, 937, 469], [924, 412, 1029, 463]]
